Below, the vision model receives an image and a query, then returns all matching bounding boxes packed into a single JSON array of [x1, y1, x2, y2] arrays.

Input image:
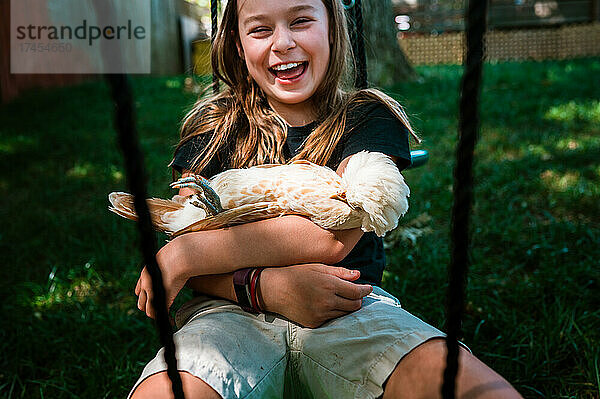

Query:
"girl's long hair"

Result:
[[173, 0, 418, 175]]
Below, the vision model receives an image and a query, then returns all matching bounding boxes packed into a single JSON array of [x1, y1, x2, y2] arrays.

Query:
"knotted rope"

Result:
[[343, 0, 368, 89], [107, 74, 185, 399], [211, 0, 220, 95], [443, 0, 488, 397]]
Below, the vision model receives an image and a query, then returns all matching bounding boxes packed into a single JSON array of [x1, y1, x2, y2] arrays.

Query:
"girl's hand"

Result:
[[134, 236, 194, 319], [259, 264, 373, 328]]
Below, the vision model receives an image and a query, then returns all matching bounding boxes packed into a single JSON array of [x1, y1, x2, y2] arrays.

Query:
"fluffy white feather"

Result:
[[160, 195, 208, 233], [341, 151, 410, 236]]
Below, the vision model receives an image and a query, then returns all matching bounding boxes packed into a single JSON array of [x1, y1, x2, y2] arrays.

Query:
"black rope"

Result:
[[345, 1, 358, 80], [344, 0, 368, 89], [106, 75, 185, 399], [352, 0, 368, 89], [211, 0, 220, 95], [442, 0, 488, 397]]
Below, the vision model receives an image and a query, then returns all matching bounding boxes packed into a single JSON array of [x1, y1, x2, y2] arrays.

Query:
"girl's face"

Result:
[[237, 0, 330, 119]]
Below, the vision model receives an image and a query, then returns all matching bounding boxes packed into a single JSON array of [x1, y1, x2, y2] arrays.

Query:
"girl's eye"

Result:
[[292, 18, 312, 26], [249, 27, 271, 36]]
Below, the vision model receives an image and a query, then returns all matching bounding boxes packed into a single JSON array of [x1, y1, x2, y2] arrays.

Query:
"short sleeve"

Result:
[[170, 134, 227, 178], [340, 103, 412, 171]]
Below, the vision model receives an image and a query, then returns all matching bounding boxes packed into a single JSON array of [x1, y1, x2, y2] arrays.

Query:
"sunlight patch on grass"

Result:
[[556, 139, 580, 150], [66, 162, 94, 178], [540, 169, 597, 195], [165, 79, 182, 89], [526, 143, 552, 160], [544, 100, 600, 124], [486, 146, 523, 162], [110, 165, 124, 182], [32, 262, 104, 310], [66, 162, 124, 182], [554, 135, 600, 152], [500, 150, 521, 161]]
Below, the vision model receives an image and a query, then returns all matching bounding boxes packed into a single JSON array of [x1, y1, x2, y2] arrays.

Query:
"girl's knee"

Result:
[[131, 371, 222, 399], [383, 338, 522, 399]]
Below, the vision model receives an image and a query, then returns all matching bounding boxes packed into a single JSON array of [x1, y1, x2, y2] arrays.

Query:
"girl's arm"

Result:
[[136, 264, 372, 326], [168, 154, 362, 276], [158, 214, 363, 274], [186, 265, 373, 328], [135, 155, 393, 320], [135, 214, 363, 319]]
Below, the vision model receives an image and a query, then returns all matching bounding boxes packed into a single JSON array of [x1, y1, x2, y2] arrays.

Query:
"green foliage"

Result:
[[0, 59, 598, 398]]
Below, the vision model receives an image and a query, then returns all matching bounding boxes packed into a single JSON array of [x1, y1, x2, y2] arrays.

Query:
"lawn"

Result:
[[0, 58, 598, 398]]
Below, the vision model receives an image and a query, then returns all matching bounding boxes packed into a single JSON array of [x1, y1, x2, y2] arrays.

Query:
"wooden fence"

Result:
[[399, 22, 600, 65], [393, 0, 600, 33]]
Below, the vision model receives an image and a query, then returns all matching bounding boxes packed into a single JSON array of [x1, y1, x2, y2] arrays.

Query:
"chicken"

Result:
[[108, 151, 410, 238]]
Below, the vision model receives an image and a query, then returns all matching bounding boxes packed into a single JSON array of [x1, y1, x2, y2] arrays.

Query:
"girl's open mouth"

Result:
[[269, 62, 308, 83]]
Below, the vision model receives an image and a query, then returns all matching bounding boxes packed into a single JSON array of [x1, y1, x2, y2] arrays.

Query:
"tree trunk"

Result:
[[360, 0, 417, 86]]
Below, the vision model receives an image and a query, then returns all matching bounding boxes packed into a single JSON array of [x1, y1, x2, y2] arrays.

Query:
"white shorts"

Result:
[[128, 286, 446, 399]]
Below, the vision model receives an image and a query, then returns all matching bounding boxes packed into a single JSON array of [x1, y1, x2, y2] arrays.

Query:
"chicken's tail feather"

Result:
[[108, 192, 184, 233]]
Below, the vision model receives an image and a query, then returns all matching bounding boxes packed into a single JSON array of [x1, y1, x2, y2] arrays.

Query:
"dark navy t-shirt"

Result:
[[171, 102, 411, 286]]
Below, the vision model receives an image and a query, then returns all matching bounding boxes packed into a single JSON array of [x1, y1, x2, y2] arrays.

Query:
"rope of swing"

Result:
[[443, 0, 488, 397], [106, 74, 186, 399], [211, 0, 220, 95], [343, 0, 368, 89]]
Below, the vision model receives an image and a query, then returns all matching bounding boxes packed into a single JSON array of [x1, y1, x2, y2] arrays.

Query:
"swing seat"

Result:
[[408, 149, 429, 169]]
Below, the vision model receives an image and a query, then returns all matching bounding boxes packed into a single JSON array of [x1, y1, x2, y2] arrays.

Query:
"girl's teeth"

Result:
[[273, 62, 302, 71]]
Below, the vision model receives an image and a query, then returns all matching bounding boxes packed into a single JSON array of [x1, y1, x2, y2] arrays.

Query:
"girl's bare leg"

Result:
[[383, 338, 523, 399], [131, 371, 222, 399]]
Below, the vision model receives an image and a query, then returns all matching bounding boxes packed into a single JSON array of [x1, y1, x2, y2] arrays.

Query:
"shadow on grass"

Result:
[[0, 77, 195, 398], [384, 59, 600, 398], [0, 60, 598, 398]]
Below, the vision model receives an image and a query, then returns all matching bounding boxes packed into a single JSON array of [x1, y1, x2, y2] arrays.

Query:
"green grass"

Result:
[[1, 59, 598, 398]]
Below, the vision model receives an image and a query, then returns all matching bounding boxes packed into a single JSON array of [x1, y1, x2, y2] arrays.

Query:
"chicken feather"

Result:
[[108, 151, 410, 237]]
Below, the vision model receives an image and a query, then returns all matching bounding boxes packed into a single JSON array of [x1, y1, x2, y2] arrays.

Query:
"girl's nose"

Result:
[[272, 27, 296, 54]]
